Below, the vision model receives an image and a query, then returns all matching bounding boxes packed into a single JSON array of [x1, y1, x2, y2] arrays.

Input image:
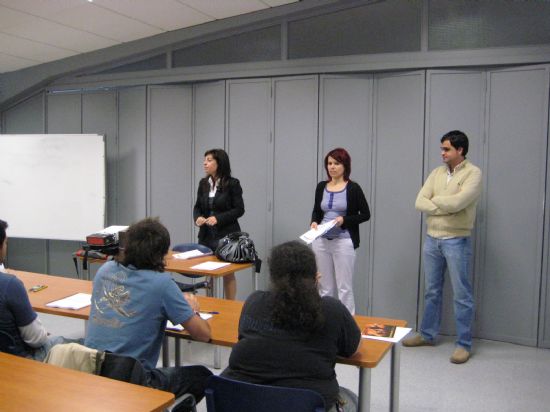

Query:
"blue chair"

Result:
[[172, 243, 212, 294], [0, 330, 18, 355], [205, 375, 326, 412]]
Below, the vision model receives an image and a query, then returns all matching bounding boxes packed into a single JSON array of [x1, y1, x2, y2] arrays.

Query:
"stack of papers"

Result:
[[299, 220, 337, 244], [46, 293, 92, 310]]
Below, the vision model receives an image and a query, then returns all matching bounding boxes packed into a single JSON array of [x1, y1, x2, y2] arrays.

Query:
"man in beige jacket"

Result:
[[403, 130, 482, 364]]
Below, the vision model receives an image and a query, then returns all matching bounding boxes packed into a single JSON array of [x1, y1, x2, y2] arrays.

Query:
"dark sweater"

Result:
[[311, 180, 370, 249]]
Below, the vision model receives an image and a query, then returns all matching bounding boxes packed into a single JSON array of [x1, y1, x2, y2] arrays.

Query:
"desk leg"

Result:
[[253, 268, 258, 291], [212, 276, 223, 369], [162, 336, 170, 367], [175, 338, 181, 367], [358, 367, 371, 412], [390, 344, 401, 412]]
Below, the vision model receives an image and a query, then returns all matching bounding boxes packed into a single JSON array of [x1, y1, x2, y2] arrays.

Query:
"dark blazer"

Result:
[[311, 180, 370, 249], [193, 177, 245, 244]]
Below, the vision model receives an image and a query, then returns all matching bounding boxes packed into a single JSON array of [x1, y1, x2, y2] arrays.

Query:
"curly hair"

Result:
[[122, 217, 170, 272], [270, 241, 324, 333]]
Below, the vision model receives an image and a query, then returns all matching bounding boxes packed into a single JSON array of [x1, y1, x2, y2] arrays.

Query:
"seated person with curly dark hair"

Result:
[[222, 240, 361, 412]]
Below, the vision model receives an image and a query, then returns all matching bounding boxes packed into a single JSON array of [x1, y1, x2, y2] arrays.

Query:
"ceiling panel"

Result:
[[0, 32, 76, 62], [0, 52, 40, 72], [93, 0, 213, 31], [0, 0, 86, 18], [0, 0, 300, 75], [51, 4, 163, 42], [180, 0, 267, 20], [3, 19, 118, 53]]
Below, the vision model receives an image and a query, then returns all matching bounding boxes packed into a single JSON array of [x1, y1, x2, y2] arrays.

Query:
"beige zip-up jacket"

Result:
[[415, 160, 482, 238]]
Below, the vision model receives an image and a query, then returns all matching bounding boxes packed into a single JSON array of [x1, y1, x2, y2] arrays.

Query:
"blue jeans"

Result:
[[420, 235, 474, 350]]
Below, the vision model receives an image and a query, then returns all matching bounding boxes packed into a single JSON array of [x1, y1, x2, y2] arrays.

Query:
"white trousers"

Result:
[[312, 237, 356, 314]]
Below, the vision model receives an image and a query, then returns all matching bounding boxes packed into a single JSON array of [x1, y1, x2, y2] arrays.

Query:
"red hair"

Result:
[[324, 148, 351, 181]]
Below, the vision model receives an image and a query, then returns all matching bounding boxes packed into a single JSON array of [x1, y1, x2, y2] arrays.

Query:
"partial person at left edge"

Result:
[[0, 219, 78, 360]]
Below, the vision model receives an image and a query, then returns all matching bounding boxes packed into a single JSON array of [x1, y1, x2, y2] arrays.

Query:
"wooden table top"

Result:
[[164, 253, 253, 277], [80, 252, 253, 277], [0, 352, 174, 412], [13, 270, 406, 369]]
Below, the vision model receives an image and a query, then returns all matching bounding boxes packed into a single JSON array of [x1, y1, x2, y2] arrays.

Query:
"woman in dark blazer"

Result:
[[193, 148, 244, 299]]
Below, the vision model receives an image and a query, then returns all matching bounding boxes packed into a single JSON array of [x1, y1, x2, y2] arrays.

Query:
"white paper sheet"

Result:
[[299, 220, 337, 244], [173, 249, 205, 260], [361, 326, 412, 343], [190, 261, 231, 270], [46, 293, 92, 310], [166, 313, 213, 331]]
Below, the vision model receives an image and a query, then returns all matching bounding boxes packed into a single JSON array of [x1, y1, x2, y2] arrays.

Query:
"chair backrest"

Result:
[[172, 243, 213, 254], [205, 375, 326, 412], [0, 330, 18, 355], [100, 352, 197, 412]]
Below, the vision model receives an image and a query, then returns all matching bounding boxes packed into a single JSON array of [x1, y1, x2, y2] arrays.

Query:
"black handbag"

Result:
[[215, 232, 261, 272]]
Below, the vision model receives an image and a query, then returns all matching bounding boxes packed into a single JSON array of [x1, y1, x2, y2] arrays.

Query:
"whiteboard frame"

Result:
[[0, 134, 106, 241]]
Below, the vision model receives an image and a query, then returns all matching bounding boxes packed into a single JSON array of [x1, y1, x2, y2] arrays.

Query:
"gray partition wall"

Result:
[[477, 66, 549, 346], [272, 76, 318, 247], [319, 74, 373, 315], [118, 86, 147, 225], [226, 78, 273, 297], [371, 71, 425, 325], [148, 85, 194, 246]]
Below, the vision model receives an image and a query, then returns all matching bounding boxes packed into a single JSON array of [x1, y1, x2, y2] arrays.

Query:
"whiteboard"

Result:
[[0, 134, 106, 241]]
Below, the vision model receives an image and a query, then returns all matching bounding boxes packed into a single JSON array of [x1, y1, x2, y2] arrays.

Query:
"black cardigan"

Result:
[[311, 180, 370, 249], [193, 177, 245, 244]]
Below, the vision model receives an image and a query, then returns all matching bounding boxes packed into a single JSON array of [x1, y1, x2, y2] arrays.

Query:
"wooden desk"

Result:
[[164, 253, 254, 299], [0, 352, 174, 412], [14, 270, 405, 412], [77, 253, 254, 299], [166, 296, 406, 412]]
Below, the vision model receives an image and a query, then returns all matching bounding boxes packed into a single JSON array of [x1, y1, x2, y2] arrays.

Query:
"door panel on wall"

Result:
[[371, 71, 425, 324], [47, 93, 81, 134], [193, 81, 226, 240], [83, 92, 118, 225], [148, 85, 193, 246], [272, 76, 318, 247], [478, 66, 548, 345], [3, 93, 44, 134], [319, 74, 372, 315], [46, 92, 84, 276], [542, 92, 550, 347], [226, 79, 272, 298], [4, 94, 47, 273], [424, 70, 485, 336], [118, 87, 147, 225]]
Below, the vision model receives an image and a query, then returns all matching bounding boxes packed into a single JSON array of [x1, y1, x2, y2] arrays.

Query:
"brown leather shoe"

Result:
[[402, 333, 434, 347], [450, 347, 470, 364]]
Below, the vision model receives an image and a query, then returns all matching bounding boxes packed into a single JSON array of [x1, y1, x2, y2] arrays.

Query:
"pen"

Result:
[[200, 311, 219, 315], [28, 285, 48, 292]]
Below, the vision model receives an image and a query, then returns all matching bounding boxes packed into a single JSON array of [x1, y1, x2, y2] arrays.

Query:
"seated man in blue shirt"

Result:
[[85, 217, 212, 411], [0, 219, 70, 360]]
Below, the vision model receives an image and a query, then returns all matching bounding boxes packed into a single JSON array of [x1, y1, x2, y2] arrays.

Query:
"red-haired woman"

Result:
[[310, 148, 370, 314]]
